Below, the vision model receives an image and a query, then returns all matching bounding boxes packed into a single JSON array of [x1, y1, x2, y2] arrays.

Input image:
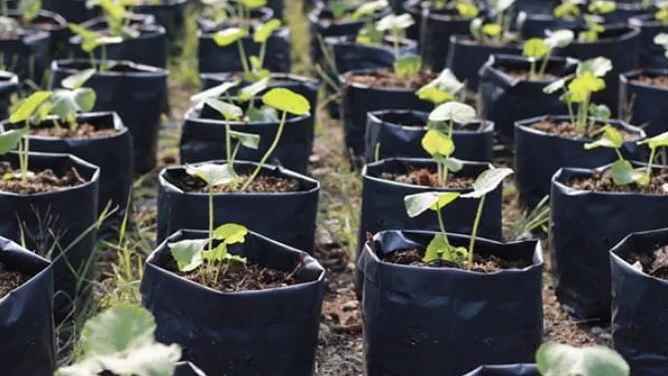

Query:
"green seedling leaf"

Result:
[[351, 0, 389, 20], [0, 128, 28, 154], [51, 88, 97, 120], [584, 125, 623, 150], [655, 33, 668, 47], [9, 91, 52, 124], [394, 55, 423, 78], [261, 88, 310, 116], [428, 101, 477, 124], [543, 77, 567, 94], [376, 13, 414, 31], [568, 72, 605, 102], [462, 168, 514, 198], [229, 130, 260, 149], [470, 18, 483, 39], [254, 19, 281, 43], [239, 77, 270, 102], [639, 131, 668, 150], [577, 57, 613, 77], [422, 129, 455, 157], [247, 106, 279, 122], [240, 0, 266, 9], [424, 234, 468, 264], [482, 23, 502, 37], [204, 98, 243, 121], [190, 81, 240, 103], [610, 159, 650, 186], [554, 0, 581, 19], [81, 304, 156, 355], [544, 29, 575, 48], [186, 163, 237, 187], [417, 69, 464, 104], [456, 1, 479, 18], [437, 156, 464, 172], [589, 104, 611, 121], [536, 343, 630, 376], [18, 0, 42, 22], [213, 223, 248, 244], [523, 38, 549, 59], [61, 68, 96, 90], [169, 239, 206, 272], [214, 27, 248, 47], [588, 0, 616, 14], [404, 191, 461, 218]]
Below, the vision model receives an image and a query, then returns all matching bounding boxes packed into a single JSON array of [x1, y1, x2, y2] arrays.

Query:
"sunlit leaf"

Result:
[[429, 101, 477, 124], [9, 91, 52, 124], [0, 128, 28, 154], [404, 191, 461, 218], [254, 19, 281, 43], [584, 125, 623, 150], [262, 88, 310, 115], [204, 98, 243, 121], [376, 13, 414, 31], [536, 343, 630, 376], [523, 38, 549, 59], [186, 163, 237, 187], [168, 239, 207, 272], [213, 27, 248, 47], [422, 129, 455, 157], [213, 223, 248, 244], [461, 168, 514, 198], [61, 68, 96, 90]]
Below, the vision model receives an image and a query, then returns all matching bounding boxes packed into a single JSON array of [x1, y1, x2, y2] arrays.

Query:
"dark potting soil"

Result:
[[168, 258, 301, 292], [381, 167, 474, 188], [30, 123, 118, 139], [346, 69, 437, 90], [566, 169, 668, 195], [627, 245, 668, 280], [171, 172, 301, 193], [383, 248, 530, 272], [632, 75, 668, 89], [533, 120, 638, 141], [0, 162, 86, 194], [0, 263, 27, 299]]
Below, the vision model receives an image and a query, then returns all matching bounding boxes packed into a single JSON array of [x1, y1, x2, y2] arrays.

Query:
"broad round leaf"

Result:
[[254, 19, 281, 43], [584, 126, 623, 150], [186, 163, 237, 187], [639, 131, 668, 150], [214, 27, 248, 47], [168, 239, 207, 272], [404, 191, 461, 218], [422, 129, 455, 157], [240, 0, 266, 9], [536, 343, 630, 376], [655, 33, 668, 47], [376, 13, 414, 31], [261, 88, 310, 115], [462, 168, 514, 198], [97, 343, 181, 376], [577, 57, 612, 77], [0, 128, 28, 154], [81, 305, 157, 355], [213, 223, 248, 244], [10, 91, 51, 124], [204, 98, 243, 121], [428, 101, 477, 124], [545, 29, 575, 48], [523, 38, 549, 59]]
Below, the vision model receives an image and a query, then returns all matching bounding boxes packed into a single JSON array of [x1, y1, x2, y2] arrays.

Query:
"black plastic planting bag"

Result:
[[554, 26, 640, 111], [463, 364, 539, 376], [51, 60, 168, 173], [630, 15, 668, 69], [0, 153, 98, 319], [0, 112, 133, 221], [141, 229, 326, 376], [479, 55, 576, 144], [0, 29, 50, 81], [404, 0, 472, 71], [610, 228, 668, 376], [0, 237, 55, 376], [520, 15, 583, 38], [132, 0, 188, 41], [198, 28, 291, 74], [551, 165, 668, 320], [157, 161, 320, 251], [364, 110, 494, 162], [69, 19, 168, 68], [180, 105, 313, 174], [200, 72, 321, 129], [359, 230, 544, 376], [341, 70, 433, 161], [620, 69, 668, 137], [7, 10, 68, 60], [514, 116, 646, 209], [356, 158, 503, 293], [326, 36, 418, 75], [42, 0, 97, 22], [446, 36, 521, 91], [0, 71, 18, 120], [175, 362, 207, 376]]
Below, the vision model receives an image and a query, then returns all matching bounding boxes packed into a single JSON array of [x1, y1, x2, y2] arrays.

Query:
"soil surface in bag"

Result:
[[358, 230, 543, 376], [141, 229, 326, 376], [0, 237, 55, 376], [610, 228, 668, 376], [464, 364, 539, 376], [157, 161, 320, 251], [364, 110, 494, 163], [551, 164, 668, 321]]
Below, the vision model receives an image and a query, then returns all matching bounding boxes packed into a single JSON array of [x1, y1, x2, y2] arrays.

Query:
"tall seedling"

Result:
[[522, 29, 574, 80], [375, 13, 421, 79], [470, 0, 516, 45]]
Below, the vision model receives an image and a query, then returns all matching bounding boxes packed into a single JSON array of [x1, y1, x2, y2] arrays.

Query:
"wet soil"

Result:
[[381, 167, 474, 188], [567, 169, 668, 195], [0, 162, 86, 194], [346, 69, 436, 90], [627, 245, 668, 279], [171, 172, 301, 193], [632, 75, 668, 89], [383, 248, 531, 272]]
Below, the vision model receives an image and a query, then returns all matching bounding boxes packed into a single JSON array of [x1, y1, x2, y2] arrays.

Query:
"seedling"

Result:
[[416, 68, 465, 105], [656, 1, 668, 25], [202, 0, 267, 29], [375, 13, 421, 79], [213, 18, 282, 80], [577, 1, 615, 43], [553, 0, 583, 20], [352, 0, 389, 45], [543, 56, 612, 136], [68, 23, 123, 71], [584, 125, 649, 186], [522, 29, 574, 80], [420, 101, 476, 185], [86, 0, 141, 38], [56, 305, 182, 376], [15, 0, 41, 23], [403, 167, 513, 268], [536, 342, 629, 376], [428, 0, 479, 17], [470, 0, 517, 45]]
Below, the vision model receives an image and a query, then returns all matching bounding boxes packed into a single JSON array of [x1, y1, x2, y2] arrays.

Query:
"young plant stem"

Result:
[[529, 59, 537, 81], [237, 40, 251, 76], [392, 28, 400, 60], [241, 111, 288, 191], [537, 50, 552, 78], [467, 195, 486, 268], [258, 41, 267, 71], [647, 148, 657, 178], [208, 186, 214, 253], [436, 203, 450, 248], [225, 124, 232, 165], [19, 134, 29, 183]]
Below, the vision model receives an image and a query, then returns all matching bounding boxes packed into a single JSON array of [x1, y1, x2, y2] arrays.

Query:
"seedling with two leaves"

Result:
[[543, 56, 612, 137], [56, 305, 183, 376], [420, 100, 477, 185], [188, 85, 310, 192], [585, 126, 668, 188], [416, 68, 466, 105], [403, 168, 513, 268], [470, 0, 517, 45], [374, 13, 422, 79], [201, 0, 267, 29], [522, 29, 574, 80], [213, 17, 283, 81], [427, 0, 479, 18], [0, 69, 97, 182], [579, 0, 616, 43]]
